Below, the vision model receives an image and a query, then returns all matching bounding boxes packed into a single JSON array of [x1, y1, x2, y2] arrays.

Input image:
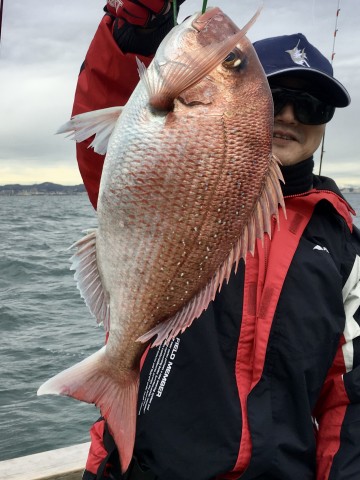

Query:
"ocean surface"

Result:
[[1, 193, 360, 462]]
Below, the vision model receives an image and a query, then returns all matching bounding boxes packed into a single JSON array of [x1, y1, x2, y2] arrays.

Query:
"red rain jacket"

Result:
[[72, 12, 152, 209]]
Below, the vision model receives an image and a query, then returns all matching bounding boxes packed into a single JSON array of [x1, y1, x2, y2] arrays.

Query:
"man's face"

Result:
[[270, 78, 326, 167]]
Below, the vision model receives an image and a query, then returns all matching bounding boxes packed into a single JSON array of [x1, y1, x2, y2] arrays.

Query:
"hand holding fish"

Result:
[[107, 0, 184, 27], [108, 0, 186, 55]]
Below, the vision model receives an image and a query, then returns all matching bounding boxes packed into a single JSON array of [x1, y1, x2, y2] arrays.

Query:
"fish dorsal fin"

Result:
[[137, 154, 285, 346], [70, 229, 111, 331], [57, 106, 123, 155], [136, 8, 261, 111]]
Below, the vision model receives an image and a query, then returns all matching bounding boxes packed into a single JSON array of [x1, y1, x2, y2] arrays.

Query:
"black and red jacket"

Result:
[[74, 11, 360, 480]]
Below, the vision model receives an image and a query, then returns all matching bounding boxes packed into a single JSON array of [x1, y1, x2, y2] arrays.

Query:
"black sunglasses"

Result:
[[270, 87, 335, 125]]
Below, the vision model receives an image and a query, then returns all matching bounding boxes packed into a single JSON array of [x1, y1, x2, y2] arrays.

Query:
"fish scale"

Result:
[[104, 120, 227, 317]]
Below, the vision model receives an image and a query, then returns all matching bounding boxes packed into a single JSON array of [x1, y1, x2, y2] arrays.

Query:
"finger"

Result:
[[119, 1, 151, 26], [138, 0, 169, 15]]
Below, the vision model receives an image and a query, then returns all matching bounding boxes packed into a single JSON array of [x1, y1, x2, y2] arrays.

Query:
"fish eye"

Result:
[[222, 49, 245, 70]]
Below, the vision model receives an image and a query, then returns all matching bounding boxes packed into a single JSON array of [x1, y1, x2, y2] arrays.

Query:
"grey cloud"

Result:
[[1, 0, 359, 186]]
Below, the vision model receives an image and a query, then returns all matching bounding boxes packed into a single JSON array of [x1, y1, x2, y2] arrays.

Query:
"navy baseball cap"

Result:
[[253, 33, 350, 107]]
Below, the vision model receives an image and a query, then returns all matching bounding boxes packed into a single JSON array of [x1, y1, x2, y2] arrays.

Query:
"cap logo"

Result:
[[286, 40, 310, 67]]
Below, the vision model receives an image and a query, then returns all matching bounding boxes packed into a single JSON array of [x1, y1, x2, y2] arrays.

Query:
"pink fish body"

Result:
[[38, 7, 284, 472]]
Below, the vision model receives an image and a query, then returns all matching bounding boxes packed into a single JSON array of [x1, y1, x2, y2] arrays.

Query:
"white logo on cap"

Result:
[[286, 40, 310, 67]]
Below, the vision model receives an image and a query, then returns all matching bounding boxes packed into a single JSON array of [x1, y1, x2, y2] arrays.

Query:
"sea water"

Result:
[[0, 195, 100, 461], [0, 193, 359, 461]]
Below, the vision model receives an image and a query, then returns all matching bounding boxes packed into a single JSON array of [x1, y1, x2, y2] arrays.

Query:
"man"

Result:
[[72, 2, 360, 479]]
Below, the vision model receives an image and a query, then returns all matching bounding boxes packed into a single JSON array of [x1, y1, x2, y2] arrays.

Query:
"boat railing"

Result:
[[0, 442, 90, 480]]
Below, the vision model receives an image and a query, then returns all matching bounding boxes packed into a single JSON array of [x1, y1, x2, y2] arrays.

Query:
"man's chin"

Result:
[[272, 149, 303, 167]]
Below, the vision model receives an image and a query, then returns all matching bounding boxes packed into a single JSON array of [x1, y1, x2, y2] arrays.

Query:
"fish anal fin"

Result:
[[70, 230, 110, 331], [37, 347, 139, 474], [57, 106, 123, 155]]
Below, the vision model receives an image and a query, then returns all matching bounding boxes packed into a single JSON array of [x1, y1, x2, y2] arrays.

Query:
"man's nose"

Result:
[[275, 102, 297, 123]]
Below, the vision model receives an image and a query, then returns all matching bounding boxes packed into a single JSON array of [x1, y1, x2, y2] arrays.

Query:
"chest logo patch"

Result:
[[313, 244, 330, 253], [138, 337, 181, 415]]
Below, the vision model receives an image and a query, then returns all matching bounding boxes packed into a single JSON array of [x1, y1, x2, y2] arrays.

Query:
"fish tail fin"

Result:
[[37, 346, 139, 473]]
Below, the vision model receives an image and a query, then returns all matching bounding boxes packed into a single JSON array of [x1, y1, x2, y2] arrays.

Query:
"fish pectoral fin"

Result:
[[37, 346, 139, 474], [137, 8, 261, 112], [70, 229, 111, 331], [56, 106, 123, 155]]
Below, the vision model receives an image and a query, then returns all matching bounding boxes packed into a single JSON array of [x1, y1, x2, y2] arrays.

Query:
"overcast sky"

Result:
[[0, 0, 358, 186]]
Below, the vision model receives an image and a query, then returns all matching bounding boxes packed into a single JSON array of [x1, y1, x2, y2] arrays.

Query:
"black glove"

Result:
[[105, 0, 186, 56]]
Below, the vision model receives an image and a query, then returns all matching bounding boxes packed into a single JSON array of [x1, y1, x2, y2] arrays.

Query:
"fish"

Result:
[[37, 6, 285, 473]]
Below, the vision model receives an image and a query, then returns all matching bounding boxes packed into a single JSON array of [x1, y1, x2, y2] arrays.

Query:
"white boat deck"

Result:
[[0, 442, 90, 480]]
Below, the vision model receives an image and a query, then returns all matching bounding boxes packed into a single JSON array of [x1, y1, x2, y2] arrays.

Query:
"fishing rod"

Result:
[[319, 0, 341, 176], [173, 0, 178, 26], [172, 0, 208, 27], [0, 0, 4, 44]]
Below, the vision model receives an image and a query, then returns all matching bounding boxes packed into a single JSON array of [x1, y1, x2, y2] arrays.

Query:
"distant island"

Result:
[[0, 182, 359, 196], [0, 182, 86, 196], [341, 186, 360, 194]]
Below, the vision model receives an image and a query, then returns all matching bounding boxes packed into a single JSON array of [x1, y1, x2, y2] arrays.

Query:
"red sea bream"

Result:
[[38, 7, 285, 472]]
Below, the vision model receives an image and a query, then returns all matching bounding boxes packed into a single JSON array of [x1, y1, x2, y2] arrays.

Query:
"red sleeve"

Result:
[[72, 13, 153, 209], [84, 418, 108, 475], [313, 336, 349, 479]]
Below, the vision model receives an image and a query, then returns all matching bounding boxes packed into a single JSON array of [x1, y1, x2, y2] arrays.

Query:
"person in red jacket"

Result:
[[69, 2, 360, 479]]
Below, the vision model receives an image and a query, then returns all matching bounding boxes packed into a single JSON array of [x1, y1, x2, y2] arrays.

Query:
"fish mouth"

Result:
[[192, 7, 224, 32]]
